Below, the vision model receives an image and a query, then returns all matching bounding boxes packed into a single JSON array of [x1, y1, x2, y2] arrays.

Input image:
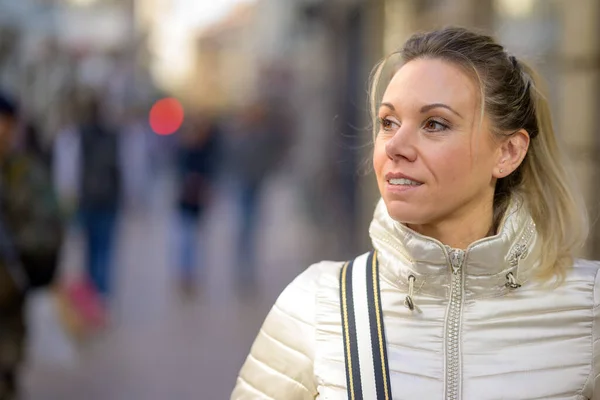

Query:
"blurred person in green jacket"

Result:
[[0, 91, 64, 399]]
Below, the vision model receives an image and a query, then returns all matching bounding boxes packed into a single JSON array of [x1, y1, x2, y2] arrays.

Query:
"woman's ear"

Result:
[[494, 129, 530, 178]]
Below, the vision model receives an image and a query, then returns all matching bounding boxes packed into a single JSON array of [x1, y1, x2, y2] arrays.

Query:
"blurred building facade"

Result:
[[189, 3, 259, 112]]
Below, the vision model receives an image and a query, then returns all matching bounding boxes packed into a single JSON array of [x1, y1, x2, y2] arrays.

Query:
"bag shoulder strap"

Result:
[[340, 250, 392, 400]]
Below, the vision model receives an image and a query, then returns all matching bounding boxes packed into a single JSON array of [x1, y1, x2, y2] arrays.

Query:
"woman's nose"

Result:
[[385, 127, 417, 162]]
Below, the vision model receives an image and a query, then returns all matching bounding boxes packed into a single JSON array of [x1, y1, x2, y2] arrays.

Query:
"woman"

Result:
[[231, 27, 600, 399]]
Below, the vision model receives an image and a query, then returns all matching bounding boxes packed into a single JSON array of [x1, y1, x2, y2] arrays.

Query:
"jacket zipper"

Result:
[[445, 247, 465, 400]]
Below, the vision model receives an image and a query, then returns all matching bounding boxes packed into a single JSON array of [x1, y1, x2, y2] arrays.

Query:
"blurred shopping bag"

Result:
[[27, 279, 107, 369], [51, 218, 108, 341], [54, 277, 108, 340]]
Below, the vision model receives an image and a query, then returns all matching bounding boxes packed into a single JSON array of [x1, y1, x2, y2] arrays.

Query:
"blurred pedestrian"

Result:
[[0, 91, 64, 399], [76, 91, 121, 301], [172, 113, 219, 295]]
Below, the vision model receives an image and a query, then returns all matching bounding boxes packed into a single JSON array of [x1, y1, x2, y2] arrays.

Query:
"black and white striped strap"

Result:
[[340, 251, 392, 400]]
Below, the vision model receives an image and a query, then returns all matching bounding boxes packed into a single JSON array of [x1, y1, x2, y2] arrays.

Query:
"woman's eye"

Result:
[[379, 117, 398, 131], [423, 119, 449, 132]]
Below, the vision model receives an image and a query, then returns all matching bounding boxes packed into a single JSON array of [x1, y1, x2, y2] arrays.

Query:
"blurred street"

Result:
[[22, 169, 314, 400]]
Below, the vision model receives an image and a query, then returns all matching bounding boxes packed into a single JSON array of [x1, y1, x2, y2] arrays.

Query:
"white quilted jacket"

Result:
[[231, 199, 600, 399]]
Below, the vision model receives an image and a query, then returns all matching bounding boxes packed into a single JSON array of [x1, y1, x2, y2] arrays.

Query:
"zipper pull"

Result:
[[447, 248, 465, 275]]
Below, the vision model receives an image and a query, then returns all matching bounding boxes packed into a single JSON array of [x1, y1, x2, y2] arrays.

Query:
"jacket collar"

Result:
[[369, 198, 539, 299]]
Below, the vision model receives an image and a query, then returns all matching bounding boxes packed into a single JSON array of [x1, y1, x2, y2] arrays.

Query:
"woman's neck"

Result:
[[407, 202, 495, 250]]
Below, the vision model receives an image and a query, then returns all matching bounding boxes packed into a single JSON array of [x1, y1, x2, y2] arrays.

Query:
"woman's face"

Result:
[[373, 58, 502, 229]]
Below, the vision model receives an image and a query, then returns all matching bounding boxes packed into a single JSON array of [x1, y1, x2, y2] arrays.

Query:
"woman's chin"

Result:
[[383, 200, 427, 225]]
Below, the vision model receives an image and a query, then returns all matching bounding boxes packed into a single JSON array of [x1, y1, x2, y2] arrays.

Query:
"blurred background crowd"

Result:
[[0, 0, 598, 399]]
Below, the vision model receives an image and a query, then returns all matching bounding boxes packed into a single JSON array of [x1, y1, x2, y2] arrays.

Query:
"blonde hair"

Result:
[[369, 27, 588, 281]]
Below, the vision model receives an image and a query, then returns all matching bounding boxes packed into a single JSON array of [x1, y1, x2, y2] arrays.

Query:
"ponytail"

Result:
[[519, 62, 589, 281]]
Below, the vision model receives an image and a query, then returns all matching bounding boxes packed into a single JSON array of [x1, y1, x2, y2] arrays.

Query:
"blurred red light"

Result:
[[149, 98, 184, 135]]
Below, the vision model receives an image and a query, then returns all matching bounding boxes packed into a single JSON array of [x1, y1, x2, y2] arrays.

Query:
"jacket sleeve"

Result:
[[231, 263, 324, 400]]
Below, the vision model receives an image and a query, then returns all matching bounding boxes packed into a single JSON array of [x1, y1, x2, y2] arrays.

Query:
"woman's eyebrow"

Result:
[[420, 103, 463, 119], [380, 102, 395, 111], [380, 102, 463, 119]]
